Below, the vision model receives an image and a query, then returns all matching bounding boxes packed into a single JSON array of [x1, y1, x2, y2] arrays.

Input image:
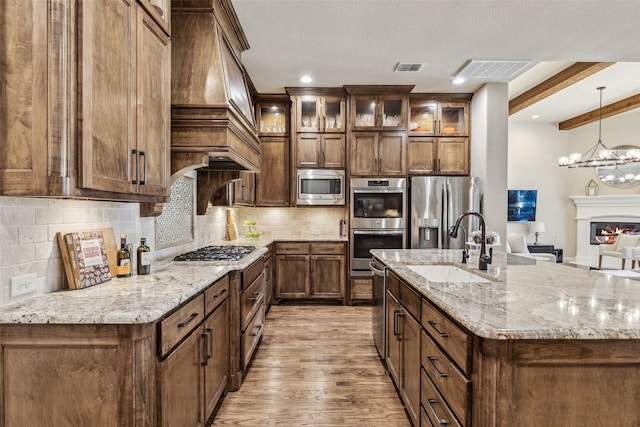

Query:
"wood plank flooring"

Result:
[[212, 304, 411, 426]]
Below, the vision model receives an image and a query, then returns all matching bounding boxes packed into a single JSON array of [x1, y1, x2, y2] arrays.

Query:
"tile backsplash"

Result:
[[0, 189, 347, 307]]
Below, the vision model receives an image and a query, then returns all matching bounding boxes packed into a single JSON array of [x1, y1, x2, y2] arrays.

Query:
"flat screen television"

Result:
[[507, 190, 537, 222]]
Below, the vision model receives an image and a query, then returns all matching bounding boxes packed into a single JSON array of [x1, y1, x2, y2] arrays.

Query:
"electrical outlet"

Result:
[[10, 273, 37, 297]]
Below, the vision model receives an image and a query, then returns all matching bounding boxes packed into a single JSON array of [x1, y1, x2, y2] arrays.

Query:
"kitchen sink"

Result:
[[407, 264, 492, 283]]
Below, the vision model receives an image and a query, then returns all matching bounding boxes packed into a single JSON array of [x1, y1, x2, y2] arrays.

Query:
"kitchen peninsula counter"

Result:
[[373, 248, 640, 427]]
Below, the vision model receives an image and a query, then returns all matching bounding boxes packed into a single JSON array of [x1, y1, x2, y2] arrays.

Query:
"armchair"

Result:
[[506, 233, 556, 262], [598, 233, 640, 269]]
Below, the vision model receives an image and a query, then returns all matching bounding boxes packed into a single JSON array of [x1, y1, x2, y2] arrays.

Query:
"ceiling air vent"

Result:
[[394, 63, 424, 72], [455, 60, 533, 79]]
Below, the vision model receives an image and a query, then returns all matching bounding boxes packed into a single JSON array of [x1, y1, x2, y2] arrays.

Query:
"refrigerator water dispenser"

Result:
[[417, 218, 441, 248]]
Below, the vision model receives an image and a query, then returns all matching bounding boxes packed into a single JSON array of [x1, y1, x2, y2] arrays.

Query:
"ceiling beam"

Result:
[[508, 62, 614, 115], [558, 93, 640, 130]]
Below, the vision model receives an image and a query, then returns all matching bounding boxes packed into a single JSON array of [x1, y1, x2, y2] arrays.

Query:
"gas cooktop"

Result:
[[173, 245, 256, 262]]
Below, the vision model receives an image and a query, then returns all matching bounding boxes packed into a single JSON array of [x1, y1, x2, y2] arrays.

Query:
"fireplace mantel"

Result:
[[572, 195, 640, 268]]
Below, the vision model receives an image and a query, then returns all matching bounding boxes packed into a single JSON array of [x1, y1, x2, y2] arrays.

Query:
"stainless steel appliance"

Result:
[[350, 178, 407, 272], [410, 176, 481, 249], [370, 259, 386, 360], [296, 169, 345, 205]]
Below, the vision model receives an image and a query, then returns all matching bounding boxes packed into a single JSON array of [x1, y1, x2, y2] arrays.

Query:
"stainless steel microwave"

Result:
[[296, 169, 345, 206]]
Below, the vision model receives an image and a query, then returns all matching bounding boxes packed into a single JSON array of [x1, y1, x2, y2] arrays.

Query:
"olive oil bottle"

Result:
[[137, 238, 151, 275], [116, 234, 132, 277]]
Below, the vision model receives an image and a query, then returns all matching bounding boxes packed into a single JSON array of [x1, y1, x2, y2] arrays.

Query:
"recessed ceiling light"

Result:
[[300, 75, 313, 84], [531, 114, 540, 119], [452, 77, 466, 85]]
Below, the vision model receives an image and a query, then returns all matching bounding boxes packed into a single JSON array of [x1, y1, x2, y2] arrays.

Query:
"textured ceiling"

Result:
[[231, 0, 640, 123]]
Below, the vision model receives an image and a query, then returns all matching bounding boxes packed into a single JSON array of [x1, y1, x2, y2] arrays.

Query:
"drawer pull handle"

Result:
[[426, 397, 450, 425], [428, 356, 448, 377], [177, 312, 199, 328], [250, 292, 264, 302], [250, 323, 263, 337], [428, 320, 449, 338], [213, 288, 227, 299], [200, 329, 211, 366]]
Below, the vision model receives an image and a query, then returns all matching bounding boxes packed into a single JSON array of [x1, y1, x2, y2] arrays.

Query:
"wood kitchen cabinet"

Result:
[[0, 0, 170, 202], [408, 137, 469, 175], [349, 276, 373, 303], [255, 95, 290, 206], [234, 171, 256, 206], [275, 242, 346, 302], [348, 93, 409, 131], [408, 98, 470, 136], [286, 88, 347, 173], [385, 271, 421, 426], [349, 132, 407, 177]]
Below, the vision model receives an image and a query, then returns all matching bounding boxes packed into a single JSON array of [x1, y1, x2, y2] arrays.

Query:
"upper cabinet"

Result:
[[294, 96, 345, 133], [257, 104, 288, 136], [409, 96, 470, 137], [345, 86, 414, 131], [139, 0, 171, 35], [286, 88, 347, 170], [0, 0, 170, 202]]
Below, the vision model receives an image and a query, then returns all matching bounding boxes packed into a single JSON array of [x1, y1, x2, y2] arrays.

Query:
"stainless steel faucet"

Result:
[[449, 211, 492, 270]]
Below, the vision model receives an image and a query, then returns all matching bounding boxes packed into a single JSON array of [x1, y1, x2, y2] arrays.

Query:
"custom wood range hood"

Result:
[[170, 0, 260, 213]]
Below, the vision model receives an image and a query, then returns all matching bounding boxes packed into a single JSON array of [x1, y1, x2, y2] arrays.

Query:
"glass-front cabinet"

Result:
[[141, 0, 170, 34], [257, 103, 288, 135], [409, 97, 470, 136], [350, 94, 408, 130], [296, 96, 345, 133]]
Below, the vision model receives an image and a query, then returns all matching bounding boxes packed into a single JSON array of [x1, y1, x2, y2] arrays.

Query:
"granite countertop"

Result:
[[0, 235, 347, 325], [372, 249, 640, 340]]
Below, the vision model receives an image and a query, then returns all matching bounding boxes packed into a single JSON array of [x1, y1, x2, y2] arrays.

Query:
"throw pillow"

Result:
[[507, 233, 529, 254]]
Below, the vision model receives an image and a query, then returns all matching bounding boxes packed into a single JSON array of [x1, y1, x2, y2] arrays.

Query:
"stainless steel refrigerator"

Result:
[[410, 176, 481, 249]]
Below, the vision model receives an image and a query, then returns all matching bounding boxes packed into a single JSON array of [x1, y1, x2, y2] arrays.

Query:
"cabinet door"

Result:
[[321, 134, 346, 168], [408, 137, 436, 175], [297, 96, 321, 132], [409, 101, 437, 136], [257, 103, 288, 135], [202, 299, 229, 423], [349, 132, 378, 176], [439, 103, 469, 136], [402, 312, 421, 426], [378, 132, 407, 176], [310, 255, 344, 299], [234, 171, 255, 206], [275, 255, 309, 298], [0, 0, 48, 195], [349, 277, 373, 302], [386, 292, 402, 386], [257, 137, 290, 206], [159, 327, 203, 427], [438, 138, 469, 175], [379, 95, 407, 129], [321, 96, 345, 132], [350, 95, 378, 130], [136, 10, 170, 197], [77, 0, 136, 194], [296, 133, 322, 168]]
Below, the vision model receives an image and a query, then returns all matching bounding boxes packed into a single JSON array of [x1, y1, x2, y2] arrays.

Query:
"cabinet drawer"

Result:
[[421, 368, 462, 427], [400, 281, 421, 320], [276, 242, 310, 255], [386, 270, 401, 300], [422, 330, 470, 426], [310, 242, 344, 255], [241, 301, 265, 369], [242, 258, 264, 291], [204, 275, 229, 316], [158, 294, 205, 357], [241, 271, 265, 331], [422, 299, 471, 375]]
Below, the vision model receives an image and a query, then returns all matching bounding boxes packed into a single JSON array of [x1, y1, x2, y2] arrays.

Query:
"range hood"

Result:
[[170, 1, 261, 213]]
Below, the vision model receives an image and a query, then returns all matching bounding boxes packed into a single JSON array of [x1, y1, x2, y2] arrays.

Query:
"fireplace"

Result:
[[590, 222, 640, 245], [572, 195, 640, 268]]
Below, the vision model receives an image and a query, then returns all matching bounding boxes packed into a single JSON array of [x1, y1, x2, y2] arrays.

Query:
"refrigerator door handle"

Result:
[[441, 181, 448, 249]]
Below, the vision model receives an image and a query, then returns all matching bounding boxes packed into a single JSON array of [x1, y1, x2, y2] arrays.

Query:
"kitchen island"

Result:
[[372, 249, 640, 427]]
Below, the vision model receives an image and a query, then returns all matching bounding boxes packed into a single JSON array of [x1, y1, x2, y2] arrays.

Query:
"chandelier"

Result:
[[558, 87, 640, 168]]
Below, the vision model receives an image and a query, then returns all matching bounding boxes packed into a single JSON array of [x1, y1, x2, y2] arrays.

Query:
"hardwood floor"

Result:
[[212, 304, 411, 426]]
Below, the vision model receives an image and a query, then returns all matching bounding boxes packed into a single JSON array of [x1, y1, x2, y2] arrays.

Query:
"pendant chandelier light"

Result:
[[558, 87, 640, 168]]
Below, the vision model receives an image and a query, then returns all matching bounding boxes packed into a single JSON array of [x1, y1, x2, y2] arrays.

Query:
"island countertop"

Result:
[[372, 249, 640, 340]]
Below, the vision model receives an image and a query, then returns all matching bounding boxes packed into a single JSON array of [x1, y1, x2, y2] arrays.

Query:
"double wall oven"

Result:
[[350, 178, 407, 274]]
